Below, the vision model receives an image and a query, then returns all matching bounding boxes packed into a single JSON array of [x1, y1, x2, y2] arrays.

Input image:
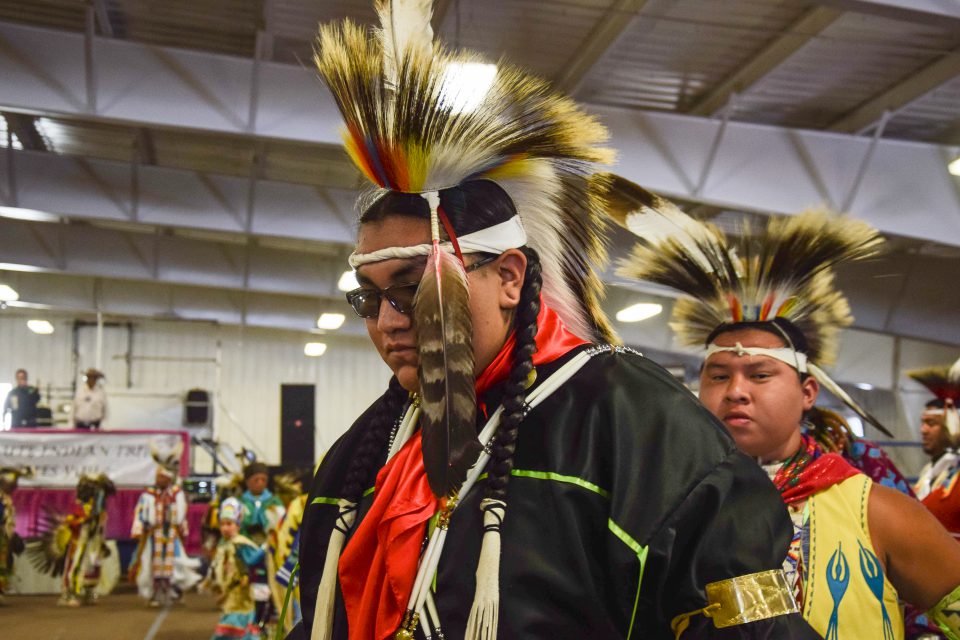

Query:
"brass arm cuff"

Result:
[[705, 568, 799, 628], [671, 569, 799, 638]]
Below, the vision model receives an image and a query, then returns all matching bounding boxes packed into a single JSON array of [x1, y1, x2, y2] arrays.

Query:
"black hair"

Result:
[[341, 180, 538, 507], [705, 317, 811, 355], [244, 461, 269, 480], [926, 399, 947, 410], [485, 246, 541, 502], [341, 376, 409, 505], [359, 180, 516, 237]]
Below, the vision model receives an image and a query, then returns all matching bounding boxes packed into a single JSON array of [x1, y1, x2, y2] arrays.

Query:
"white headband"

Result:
[[348, 215, 527, 268], [704, 343, 809, 373]]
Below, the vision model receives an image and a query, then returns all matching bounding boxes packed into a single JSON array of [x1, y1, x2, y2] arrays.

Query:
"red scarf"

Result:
[[776, 434, 860, 505], [338, 300, 586, 639]]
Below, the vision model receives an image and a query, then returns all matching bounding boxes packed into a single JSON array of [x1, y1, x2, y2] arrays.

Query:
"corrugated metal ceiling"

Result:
[[1, 0, 956, 143]]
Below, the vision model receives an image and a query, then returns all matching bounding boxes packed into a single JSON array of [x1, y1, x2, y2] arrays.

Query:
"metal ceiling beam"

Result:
[[0, 215, 350, 305], [687, 6, 842, 117], [1, 112, 46, 151], [813, 0, 960, 24], [2, 269, 369, 338], [553, 0, 648, 94], [1, 21, 958, 248], [828, 47, 960, 134]]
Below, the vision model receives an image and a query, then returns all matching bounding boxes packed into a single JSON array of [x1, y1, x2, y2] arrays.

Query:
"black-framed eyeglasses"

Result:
[[346, 255, 496, 319]]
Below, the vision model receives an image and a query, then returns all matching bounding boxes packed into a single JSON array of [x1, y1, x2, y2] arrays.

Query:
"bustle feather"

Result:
[[414, 244, 482, 497]]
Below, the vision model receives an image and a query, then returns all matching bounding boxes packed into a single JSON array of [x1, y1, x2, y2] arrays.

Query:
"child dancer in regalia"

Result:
[[205, 497, 264, 640]]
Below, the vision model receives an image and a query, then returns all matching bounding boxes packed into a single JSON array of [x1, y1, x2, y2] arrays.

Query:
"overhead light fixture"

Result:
[[615, 303, 663, 323], [0, 263, 44, 273], [317, 312, 346, 330], [27, 319, 54, 334], [440, 62, 497, 114], [854, 382, 874, 391], [304, 342, 327, 357], [337, 270, 359, 292], [0, 206, 62, 223], [0, 284, 18, 302], [949, 156, 960, 177]]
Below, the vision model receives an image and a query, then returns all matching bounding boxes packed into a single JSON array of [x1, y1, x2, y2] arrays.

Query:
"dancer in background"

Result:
[[908, 357, 960, 539], [205, 497, 263, 640], [130, 441, 202, 606], [0, 465, 31, 604]]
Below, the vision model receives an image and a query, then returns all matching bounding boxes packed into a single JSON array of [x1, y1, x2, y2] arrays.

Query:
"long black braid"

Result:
[[485, 247, 542, 501], [341, 376, 409, 505]]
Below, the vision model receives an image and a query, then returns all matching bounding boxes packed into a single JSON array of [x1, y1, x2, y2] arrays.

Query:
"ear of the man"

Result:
[[497, 249, 527, 310], [801, 375, 820, 411]]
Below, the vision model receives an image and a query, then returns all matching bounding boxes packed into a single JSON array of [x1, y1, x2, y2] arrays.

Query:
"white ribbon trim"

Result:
[[348, 216, 527, 268], [704, 342, 809, 373]]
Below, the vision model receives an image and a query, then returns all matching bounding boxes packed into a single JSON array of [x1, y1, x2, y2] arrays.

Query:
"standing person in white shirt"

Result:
[[72, 369, 107, 430]]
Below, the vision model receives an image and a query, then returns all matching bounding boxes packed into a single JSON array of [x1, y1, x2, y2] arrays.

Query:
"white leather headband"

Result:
[[704, 342, 809, 373], [348, 215, 527, 268]]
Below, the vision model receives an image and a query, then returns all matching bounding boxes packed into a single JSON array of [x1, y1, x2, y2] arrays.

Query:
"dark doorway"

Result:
[[281, 384, 316, 467]]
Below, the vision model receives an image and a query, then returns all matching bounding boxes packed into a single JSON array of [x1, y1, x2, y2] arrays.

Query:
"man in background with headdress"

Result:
[[130, 441, 201, 606], [620, 205, 960, 638], [71, 368, 107, 430], [291, 2, 819, 638], [909, 358, 960, 540], [0, 465, 30, 604]]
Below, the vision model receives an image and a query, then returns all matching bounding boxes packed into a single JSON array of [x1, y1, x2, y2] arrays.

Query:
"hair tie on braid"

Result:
[[312, 377, 408, 640], [466, 247, 542, 640]]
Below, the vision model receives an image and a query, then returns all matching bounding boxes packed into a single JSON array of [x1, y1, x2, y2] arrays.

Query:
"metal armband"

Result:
[[671, 569, 799, 638]]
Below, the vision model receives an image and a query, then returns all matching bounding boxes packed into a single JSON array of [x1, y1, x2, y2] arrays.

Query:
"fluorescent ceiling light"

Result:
[[854, 382, 874, 391], [949, 156, 960, 177], [615, 303, 663, 323], [440, 62, 497, 114], [337, 270, 359, 292], [0, 263, 45, 273], [27, 319, 54, 334], [317, 312, 346, 330], [0, 284, 18, 302], [0, 206, 62, 223], [304, 342, 327, 357]]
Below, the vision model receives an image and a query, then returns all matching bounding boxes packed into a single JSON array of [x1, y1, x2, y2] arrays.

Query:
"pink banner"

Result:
[[12, 488, 207, 554]]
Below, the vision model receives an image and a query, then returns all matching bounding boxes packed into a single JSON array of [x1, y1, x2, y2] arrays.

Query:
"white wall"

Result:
[[0, 312, 389, 466]]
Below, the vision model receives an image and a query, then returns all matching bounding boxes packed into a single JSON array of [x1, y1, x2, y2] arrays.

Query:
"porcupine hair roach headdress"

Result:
[[908, 357, 960, 437], [610, 177, 890, 435]]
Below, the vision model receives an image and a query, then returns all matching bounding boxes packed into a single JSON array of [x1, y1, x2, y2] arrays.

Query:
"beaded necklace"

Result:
[[772, 434, 822, 495]]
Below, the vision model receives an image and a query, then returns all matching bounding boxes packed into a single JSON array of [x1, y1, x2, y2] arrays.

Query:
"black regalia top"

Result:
[[292, 346, 817, 638]]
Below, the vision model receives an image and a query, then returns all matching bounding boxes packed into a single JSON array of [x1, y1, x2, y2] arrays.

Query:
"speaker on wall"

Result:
[[184, 388, 211, 426]]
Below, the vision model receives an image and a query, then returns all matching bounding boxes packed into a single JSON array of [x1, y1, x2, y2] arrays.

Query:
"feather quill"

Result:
[[414, 243, 481, 497], [376, 0, 433, 88]]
